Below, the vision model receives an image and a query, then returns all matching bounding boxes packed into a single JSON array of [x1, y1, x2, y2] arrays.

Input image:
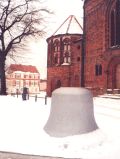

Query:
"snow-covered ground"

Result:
[[0, 93, 120, 159]]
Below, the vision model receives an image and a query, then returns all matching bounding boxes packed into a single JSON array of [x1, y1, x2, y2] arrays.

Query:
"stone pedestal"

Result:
[[44, 87, 98, 137]]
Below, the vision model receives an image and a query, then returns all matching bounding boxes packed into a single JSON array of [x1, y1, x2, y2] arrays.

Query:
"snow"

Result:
[[0, 93, 120, 159], [44, 87, 98, 137]]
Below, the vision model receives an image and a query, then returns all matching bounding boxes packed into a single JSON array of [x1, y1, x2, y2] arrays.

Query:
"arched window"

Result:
[[53, 39, 60, 66], [63, 38, 71, 64], [64, 51, 71, 63], [53, 40, 60, 52], [110, 10, 115, 46], [63, 38, 70, 51], [110, 0, 120, 47]]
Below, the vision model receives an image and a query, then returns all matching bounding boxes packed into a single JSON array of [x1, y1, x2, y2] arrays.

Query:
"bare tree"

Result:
[[0, 0, 51, 95]]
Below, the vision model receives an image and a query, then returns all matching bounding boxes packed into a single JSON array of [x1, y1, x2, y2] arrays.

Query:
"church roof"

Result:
[[8, 64, 39, 73], [52, 15, 83, 36]]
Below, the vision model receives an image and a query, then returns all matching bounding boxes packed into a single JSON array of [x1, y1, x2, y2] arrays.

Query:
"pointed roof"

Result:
[[53, 15, 83, 36]]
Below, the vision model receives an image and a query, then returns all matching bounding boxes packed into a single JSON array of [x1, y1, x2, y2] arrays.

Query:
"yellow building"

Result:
[[6, 64, 40, 95]]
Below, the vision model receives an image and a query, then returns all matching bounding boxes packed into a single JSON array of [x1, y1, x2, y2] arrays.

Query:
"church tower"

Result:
[[47, 15, 83, 96]]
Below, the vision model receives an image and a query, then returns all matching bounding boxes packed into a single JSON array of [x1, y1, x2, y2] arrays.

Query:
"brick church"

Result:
[[47, 0, 120, 96]]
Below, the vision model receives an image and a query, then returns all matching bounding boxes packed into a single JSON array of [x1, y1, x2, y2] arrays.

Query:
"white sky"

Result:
[[0, 93, 120, 159], [23, 0, 84, 79]]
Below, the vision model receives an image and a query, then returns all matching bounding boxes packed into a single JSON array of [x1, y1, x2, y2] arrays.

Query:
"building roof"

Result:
[[52, 15, 83, 36], [9, 64, 39, 73]]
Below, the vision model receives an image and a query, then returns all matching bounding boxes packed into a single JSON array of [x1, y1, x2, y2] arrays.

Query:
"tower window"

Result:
[[53, 40, 60, 52], [63, 51, 71, 64], [63, 38, 70, 51], [63, 38, 71, 64]]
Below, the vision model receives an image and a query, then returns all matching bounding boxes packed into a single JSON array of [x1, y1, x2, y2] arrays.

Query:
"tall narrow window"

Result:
[[63, 38, 71, 64], [64, 52, 69, 63], [95, 64, 102, 76], [110, 0, 120, 46], [63, 39, 70, 51], [53, 40, 60, 52], [111, 10, 115, 46], [116, 0, 120, 45], [53, 40, 60, 66]]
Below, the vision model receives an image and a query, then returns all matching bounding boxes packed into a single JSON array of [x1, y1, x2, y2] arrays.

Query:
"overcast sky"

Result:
[[7, 0, 84, 79]]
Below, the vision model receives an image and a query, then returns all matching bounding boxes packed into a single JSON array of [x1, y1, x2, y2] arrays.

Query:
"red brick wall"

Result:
[[47, 34, 82, 96], [84, 0, 120, 95], [84, 0, 106, 90]]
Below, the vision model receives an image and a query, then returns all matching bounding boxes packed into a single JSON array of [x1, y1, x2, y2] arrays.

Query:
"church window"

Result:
[[110, 0, 120, 47], [63, 38, 70, 51], [95, 64, 102, 76], [53, 40, 60, 52], [63, 51, 71, 63], [63, 38, 71, 64]]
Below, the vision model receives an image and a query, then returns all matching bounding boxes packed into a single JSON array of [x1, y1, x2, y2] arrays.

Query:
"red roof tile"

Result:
[[9, 64, 39, 73]]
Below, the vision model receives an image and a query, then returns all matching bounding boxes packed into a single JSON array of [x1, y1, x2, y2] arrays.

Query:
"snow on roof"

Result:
[[9, 64, 39, 73]]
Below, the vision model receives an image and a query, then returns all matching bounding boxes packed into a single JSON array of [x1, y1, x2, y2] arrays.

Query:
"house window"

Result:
[[34, 81, 38, 86], [15, 73, 21, 78], [24, 74, 28, 79], [29, 74, 34, 79], [95, 64, 102, 76], [26, 80, 29, 86], [110, 0, 120, 47], [16, 80, 20, 86], [12, 80, 16, 86], [34, 74, 39, 79], [31, 81, 34, 86], [29, 80, 31, 86]]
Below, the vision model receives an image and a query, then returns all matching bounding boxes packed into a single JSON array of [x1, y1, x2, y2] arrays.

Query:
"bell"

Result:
[[44, 87, 98, 137]]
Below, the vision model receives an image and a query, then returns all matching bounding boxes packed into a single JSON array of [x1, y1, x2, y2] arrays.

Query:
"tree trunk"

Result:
[[0, 57, 7, 95]]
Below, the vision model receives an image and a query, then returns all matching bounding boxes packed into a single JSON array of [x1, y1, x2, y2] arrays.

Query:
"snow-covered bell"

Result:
[[44, 87, 98, 137]]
